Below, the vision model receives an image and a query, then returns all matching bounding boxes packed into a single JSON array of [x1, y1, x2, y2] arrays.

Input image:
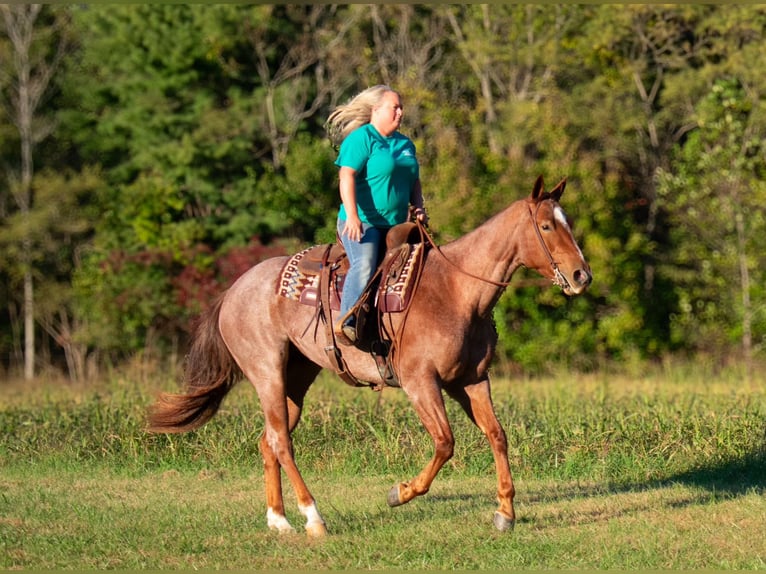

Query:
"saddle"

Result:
[[276, 221, 427, 388], [277, 222, 424, 316]]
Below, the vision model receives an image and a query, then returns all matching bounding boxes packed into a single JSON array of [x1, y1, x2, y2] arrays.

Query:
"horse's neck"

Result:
[[437, 200, 528, 316]]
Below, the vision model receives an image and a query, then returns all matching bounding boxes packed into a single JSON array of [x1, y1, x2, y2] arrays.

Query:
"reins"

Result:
[[414, 219, 511, 288], [414, 200, 564, 289]]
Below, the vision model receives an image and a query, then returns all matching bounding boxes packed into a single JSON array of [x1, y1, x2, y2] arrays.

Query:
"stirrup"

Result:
[[335, 317, 356, 346], [334, 298, 369, 347], [370, 340, 399, 387]]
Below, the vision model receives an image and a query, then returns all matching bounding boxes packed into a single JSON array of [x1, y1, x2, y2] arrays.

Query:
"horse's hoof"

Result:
[[305, 521, 328, 538], [493, 511, 515, 532], [387, 484, 403, 507], [267, 508, 295, 534]]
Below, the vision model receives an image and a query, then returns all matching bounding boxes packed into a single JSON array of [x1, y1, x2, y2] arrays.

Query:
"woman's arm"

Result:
[[339, 166, 363, 241]]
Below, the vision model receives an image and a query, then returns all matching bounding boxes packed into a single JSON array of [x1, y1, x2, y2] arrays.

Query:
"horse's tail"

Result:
[[147, 293, 242, 434]]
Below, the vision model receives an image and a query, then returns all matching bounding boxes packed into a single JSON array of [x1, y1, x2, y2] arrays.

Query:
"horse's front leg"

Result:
[[445, 376, 516, 531], [387, 380, 455, 507]]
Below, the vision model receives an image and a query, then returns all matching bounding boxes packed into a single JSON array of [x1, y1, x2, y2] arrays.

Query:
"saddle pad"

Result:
[[377, 242, 424, 313], [277, 247, 342, 311]]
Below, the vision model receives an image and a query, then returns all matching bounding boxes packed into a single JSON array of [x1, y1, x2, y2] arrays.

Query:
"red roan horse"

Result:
[[148, 175, 592, 536]]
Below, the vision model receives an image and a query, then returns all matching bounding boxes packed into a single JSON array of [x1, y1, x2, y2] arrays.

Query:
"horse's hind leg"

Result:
[[255, 351, 325, 536], [260, 391, 302, 534], [261, 426, 294, 534], [444, 376, 516, 532]]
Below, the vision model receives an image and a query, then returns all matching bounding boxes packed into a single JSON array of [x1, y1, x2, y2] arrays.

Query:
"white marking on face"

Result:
[[554, 206, 570, 229], [553, 205, 585, 260]]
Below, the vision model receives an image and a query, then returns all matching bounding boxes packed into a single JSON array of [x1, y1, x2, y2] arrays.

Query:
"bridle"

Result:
[[525, 201, 571, 292], [417, 199, 570, 291]]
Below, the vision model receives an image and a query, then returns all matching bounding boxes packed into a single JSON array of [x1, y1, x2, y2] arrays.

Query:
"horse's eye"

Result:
[[541, 223, 551, 231]]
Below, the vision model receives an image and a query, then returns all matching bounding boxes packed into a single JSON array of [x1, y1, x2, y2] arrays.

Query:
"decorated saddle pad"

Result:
[[376, 241, 425, 313], [277, 245, 345, 311]]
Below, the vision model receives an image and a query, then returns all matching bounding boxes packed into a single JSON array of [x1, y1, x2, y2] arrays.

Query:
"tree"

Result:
[[556, 5, 716, 359], [656, 6, 766, 373], [658, 77, 766, 373], [442, 4, 584, 159], [243, 4, 363, 170], [0, 4, 72, 379], [63, 5, 358, 362], [4, 168, 101, 381]]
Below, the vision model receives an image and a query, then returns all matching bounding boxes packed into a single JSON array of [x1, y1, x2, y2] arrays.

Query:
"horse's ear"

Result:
[[550, 177, 567, 202], [531, 175, 545, 200]]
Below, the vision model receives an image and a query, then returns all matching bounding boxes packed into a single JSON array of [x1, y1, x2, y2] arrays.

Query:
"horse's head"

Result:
[[523, 175, 592, 296]]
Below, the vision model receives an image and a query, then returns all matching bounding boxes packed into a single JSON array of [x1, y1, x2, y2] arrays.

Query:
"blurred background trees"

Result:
[[1, 4, 765, 381]]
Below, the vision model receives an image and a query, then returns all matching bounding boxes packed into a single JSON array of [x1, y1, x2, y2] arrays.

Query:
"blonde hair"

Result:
[[325, 85, 398, 147]]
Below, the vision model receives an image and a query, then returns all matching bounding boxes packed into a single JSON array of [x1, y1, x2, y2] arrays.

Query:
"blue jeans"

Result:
[[337, 218, 387, 321]]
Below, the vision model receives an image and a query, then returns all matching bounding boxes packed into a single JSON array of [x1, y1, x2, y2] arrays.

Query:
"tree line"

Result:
[[1, 4, 765, 381]]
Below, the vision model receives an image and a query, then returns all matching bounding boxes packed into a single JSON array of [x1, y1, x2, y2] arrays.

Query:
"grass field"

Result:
[[1, 368, 765, 569]]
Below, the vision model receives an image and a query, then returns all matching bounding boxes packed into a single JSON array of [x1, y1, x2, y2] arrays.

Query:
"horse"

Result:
[[147, 175, 592, 537]]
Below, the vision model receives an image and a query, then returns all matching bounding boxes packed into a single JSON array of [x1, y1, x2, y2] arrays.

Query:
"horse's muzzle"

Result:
[[557, 265, 592, 296], [568, 267, 592, 295], [574, 267, 592, 289]]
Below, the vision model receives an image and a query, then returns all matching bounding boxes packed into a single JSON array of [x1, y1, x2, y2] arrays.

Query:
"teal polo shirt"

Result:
[[336, 124, 419, 228]]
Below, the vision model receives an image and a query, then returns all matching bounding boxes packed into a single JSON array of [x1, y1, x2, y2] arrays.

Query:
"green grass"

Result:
[[1, 369, 765, 569]]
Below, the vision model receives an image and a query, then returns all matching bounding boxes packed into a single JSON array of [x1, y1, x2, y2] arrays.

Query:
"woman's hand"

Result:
[[342, 214, 364, 242]]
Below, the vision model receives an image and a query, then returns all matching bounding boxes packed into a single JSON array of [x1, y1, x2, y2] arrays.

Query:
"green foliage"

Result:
[[657, 77, 766, 357], [2, 371, 763, 483], [252, 134, 340, 244], [2, 4, 766, 375]]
